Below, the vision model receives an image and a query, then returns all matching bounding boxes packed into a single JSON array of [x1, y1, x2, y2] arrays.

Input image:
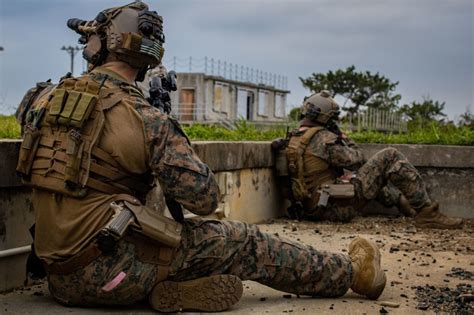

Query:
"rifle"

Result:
[[326, 119, 350, 147], [147, 70, 184, 222], [148, 70, 177, 115]]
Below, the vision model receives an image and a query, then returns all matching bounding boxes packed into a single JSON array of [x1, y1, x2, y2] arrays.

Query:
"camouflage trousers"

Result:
[[48, 219, 353, 306], [312, 148, 431, 222], [355, 147, 431, 209]]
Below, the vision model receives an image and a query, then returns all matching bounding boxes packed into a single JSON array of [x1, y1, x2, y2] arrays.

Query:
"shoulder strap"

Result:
[[16, 81, 53, 127], [299, 127, 324, 148]]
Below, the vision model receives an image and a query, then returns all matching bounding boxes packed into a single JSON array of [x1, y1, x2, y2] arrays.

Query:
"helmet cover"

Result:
[[301, 90, 340, 125], [68, 1, 165, 71]]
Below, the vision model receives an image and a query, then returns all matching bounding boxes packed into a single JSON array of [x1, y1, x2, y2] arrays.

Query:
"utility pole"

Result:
[[61, 46, 81, 75]]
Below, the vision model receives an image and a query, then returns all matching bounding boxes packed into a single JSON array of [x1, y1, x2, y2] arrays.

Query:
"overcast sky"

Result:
[[0, 0, 472, 120]]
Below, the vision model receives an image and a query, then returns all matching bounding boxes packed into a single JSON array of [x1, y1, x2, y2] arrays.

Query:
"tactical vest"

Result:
[[16, 75, 152, 199], [285, 127, 336, 206]]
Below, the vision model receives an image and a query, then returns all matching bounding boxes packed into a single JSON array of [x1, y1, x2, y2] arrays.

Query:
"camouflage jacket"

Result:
[[17, 67, 219, 261], [307, 128, 366, 172]]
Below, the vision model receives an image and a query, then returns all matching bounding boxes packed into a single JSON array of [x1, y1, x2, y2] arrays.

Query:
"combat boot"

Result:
[[414, 202, 463, 229], [349, 237, 386, 300], [149, 274, 243, 312], [399, 195, 417, 217]]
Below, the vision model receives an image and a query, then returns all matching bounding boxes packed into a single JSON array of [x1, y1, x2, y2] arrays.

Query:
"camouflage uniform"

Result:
[[48, 219, 352, 306], [21, 69, 353, 306], [305, 129, 431, 221]]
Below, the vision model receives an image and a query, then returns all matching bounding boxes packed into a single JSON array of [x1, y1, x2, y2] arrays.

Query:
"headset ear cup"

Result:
[[83, 34, 108, 67], [306, 106, 321, 122]]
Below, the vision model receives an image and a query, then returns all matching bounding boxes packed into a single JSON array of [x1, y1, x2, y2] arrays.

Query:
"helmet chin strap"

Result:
[[136, 66, 150, 82]]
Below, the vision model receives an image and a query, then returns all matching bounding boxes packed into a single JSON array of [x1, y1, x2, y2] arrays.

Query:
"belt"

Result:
[[44, 242, 102, 275]]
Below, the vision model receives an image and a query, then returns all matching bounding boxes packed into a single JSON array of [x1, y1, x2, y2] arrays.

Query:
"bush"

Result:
[[183, 120, 289, 141], [0, 115, 21, 139], [1, 115, 472, 145], [348, 122, 474, 145]]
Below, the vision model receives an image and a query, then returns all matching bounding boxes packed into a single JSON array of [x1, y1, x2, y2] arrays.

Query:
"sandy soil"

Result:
[[1, 216, 472, 314]]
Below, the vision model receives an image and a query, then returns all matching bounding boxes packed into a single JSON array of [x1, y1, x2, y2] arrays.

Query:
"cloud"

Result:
[[0, 0, 472, 118]]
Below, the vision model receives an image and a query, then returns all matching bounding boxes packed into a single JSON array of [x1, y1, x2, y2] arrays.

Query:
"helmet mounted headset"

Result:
[[67, 1, 165, 82], [300, 90, 341, 126]]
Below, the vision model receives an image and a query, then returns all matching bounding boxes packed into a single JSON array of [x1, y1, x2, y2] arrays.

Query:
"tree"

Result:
[[299, 65, 401, 113], [288, 107, 301, 121], [458, 110, 474, 130], [398, 98, 447, 122]]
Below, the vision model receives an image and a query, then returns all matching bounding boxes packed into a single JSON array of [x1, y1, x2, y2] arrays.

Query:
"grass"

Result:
[[183, 120, 474, 145], [348, 122, 474, 146], [1, 115, 473, 145], [0, 115, 21, 139], [183, 120, 289, 141]]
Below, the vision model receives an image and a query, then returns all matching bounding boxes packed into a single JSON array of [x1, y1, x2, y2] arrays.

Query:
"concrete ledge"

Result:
[[359, 144, 474, 168], [192, 141, 274, 171], [2, 140, 473, 187], [0, 140, 22, 187]]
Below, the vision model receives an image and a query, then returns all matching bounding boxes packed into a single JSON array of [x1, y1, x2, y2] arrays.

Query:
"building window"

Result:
[[258, 90, 269, 116], [237, 88, 249, 120], [214, 82, 229, 113], [274, 93, 286, 118]]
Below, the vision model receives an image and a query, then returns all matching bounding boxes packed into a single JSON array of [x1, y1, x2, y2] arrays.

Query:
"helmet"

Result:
[[300, 90, 340, 125], [67, 1, 165, 75]]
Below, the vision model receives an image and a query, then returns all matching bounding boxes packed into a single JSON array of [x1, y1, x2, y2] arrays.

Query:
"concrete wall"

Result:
[[0, 140, 473, 292], [359, 144, 474, 218]]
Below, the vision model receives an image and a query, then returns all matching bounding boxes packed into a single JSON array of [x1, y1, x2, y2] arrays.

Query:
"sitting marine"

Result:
[[272, 91, 463, 229], [17, 1, 387, 312]]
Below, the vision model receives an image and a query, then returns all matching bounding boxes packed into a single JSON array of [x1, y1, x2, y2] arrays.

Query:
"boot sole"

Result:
[[149, 274, 243, 312], [349, 238, 386, 300]]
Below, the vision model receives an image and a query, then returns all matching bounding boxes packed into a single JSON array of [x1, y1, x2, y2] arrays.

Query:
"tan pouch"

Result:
[[16, 125, 41, 177], [322, 183, 355, 199], [69, 93, 97, 128], [64, 129, 84, 187], [46, 89, 68, 125], [57, 90, 81, 126], [124, 201, 183, 248]]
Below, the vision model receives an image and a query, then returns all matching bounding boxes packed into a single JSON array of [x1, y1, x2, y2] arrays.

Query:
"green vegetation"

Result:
[[348, 123, 474, 146], [184, 120, 473, 145], [0, 115, 21, 139], [300, 65, 401, 112], [183, 120, 290, 141], [399, 98, 447, 121], [1, 115, 472, 145]]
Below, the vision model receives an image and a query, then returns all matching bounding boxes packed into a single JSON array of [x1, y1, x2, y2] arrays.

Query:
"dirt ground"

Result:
[[1, 216, 473, 314]]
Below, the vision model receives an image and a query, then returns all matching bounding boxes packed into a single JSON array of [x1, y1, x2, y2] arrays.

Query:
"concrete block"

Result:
[[193, 141, 274, 171], [222, 168, 285, 223], [0, 187, 34, 292], [360, 144, 474, 168], [0, 140, 22, 188]]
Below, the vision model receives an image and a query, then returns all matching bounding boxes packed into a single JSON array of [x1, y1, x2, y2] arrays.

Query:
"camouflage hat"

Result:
[[67, 1, 165, 71], [301, 90, 340, 125]]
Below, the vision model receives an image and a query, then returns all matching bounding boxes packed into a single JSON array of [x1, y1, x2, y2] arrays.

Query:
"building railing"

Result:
[[345, 108, 408, 133], [163, 56, 288, 90], [172, 102, 407, 133], [171, 103, 237, 129]]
